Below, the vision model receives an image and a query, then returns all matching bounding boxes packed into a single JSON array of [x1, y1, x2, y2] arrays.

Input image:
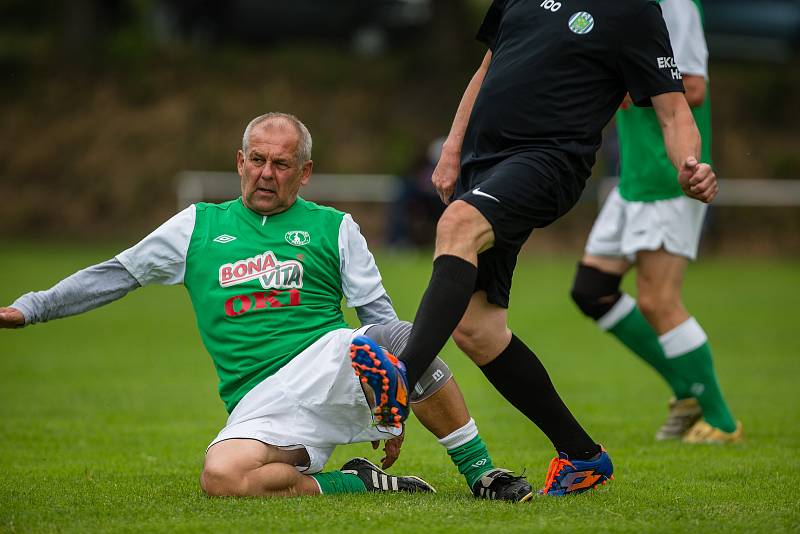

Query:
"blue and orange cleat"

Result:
[[349, 335, 410, 429], [539, 447, 613, 496]]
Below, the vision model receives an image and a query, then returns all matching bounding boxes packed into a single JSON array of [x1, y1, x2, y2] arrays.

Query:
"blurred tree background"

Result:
[[0, 0, 798, 253]]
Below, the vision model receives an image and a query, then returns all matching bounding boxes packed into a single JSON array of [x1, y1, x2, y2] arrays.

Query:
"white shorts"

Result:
[[208, 326, 401, 474], [585, 188, 708, 261]]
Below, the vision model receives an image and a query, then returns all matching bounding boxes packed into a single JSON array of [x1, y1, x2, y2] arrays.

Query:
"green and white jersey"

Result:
[[116, 197, 386, 413], [616, 0, 712, 202]]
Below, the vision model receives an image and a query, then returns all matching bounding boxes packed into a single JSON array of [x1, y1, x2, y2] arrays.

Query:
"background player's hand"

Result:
[[0, 307, 25, 328], [678, 157, 718, 203], [619, 93, 633, 110], [431, 149, 461, 204], [371, 428, 404, 469]]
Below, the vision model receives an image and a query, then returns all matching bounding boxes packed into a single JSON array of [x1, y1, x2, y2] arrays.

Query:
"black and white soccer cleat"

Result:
[[471, 468, 533, 502], [341, 457, 436, 493]]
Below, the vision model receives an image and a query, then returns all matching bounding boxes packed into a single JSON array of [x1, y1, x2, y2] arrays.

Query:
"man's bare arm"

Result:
[[682, 74, 706, 107], [652, 91, 718, 203], [432, 50, 492, 204]]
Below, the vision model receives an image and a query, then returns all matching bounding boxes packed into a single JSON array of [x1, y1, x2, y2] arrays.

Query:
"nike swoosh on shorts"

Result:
[[472, 187, 500, 203]]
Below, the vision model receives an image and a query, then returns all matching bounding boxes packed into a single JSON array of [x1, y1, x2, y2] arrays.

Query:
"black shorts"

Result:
[[453, 152, 584, 308]]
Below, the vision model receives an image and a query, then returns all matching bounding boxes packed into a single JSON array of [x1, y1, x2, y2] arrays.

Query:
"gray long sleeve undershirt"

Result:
[[12, 259, 141, 325], [12, 259, 400, 327]]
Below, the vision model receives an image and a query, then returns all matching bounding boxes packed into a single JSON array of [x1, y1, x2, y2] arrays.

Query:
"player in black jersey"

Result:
[[350, 0, 719, 495]]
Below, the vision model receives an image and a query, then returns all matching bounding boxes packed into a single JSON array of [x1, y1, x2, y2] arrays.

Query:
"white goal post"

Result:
[[175, 171, 800, 209], [176, 171, 401, 209], [596, 177, 800, 207]]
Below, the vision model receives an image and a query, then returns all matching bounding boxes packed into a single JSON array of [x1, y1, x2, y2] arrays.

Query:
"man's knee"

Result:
[[201, 462, 247, 497], [453, 320, 507, 361], [436, 201, 493, 252], [636, 290, 679, 323], [452, 321, 479, 355], [570, 262, 623, 320]]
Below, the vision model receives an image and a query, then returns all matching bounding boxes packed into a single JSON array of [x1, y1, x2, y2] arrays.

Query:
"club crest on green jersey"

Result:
[[219, 250, 304, 290], [285, 230, 311, 246], [568, 11, 594, 34]]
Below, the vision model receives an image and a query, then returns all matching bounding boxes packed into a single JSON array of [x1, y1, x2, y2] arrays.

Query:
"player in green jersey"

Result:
[[570, 0, 741, 443], [0, 113, 532, 500]]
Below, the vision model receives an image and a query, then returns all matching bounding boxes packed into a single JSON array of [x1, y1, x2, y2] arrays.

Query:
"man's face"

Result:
[[237, 119, 312, 216]]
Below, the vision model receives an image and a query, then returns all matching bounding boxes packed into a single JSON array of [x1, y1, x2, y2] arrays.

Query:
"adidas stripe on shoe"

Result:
[[341, 457, 436, 493], [656, 397, 703, 441]]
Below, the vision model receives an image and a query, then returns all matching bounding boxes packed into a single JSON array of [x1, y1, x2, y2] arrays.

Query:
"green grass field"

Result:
[[1, 242, 798, 533]]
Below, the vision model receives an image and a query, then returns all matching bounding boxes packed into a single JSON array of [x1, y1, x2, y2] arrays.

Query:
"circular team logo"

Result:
[[568, 11, 594, 34], [285, 230, 311, 246]]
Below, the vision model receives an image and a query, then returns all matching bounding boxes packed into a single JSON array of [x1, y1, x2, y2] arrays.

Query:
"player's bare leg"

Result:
[[397, 200, 493, 389], [390, 199, 609, 495], [636, 248, 740, 441], [202, 438, 435, 497], [412, 375, 533, 502], [352, 201, 492, 426], [412, 378, 470, 437], [452, 290, 612, 495], [356, 320, 532, 501], [451, 291, 511, 366], [581, 254, 631, 278], [434, 200, 496, 261], [635, 249, 690, 334], [201, 439, 319, 497], [452, 291, 599, 457], [574, 252, 700, 438], [572, 248, 738, 441]]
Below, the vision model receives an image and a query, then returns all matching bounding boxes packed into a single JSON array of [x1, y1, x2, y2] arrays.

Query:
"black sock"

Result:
[[400, 255, 477, 387], [480, 334, 600, 460]]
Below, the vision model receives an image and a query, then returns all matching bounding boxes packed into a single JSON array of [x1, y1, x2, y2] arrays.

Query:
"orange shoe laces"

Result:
[[542, 456, 573, 493]]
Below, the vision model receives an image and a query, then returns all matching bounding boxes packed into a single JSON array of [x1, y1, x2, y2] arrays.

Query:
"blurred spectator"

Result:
[[386, 138, 446, 248]]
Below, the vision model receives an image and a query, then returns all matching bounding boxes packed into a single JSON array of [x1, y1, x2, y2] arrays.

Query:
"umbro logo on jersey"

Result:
[[213, 234, 237, 244], [472, 187, 500, 203], [285, 230, 311, 246]]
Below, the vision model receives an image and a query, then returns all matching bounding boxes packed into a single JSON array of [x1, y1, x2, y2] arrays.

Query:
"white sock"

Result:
[[597, 293, 636, 331], [659, 317, 707, 359], [437, 418, 479, 450]]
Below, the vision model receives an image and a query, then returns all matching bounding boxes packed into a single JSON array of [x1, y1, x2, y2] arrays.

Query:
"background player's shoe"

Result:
[[341, 457, 436, 493], [539, 448, 613, 496], [471, 468, 533, 502], [656, 397, 703, 441], [682, 420, 743, 444], [350, 335, 409, 428]]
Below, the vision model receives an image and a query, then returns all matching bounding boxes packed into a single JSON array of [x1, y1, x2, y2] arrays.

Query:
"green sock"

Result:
[[664, 339, 737, 432], [310, 471, 367, 494], [447, 435, 495, 489], [604, 295, 692, 398]]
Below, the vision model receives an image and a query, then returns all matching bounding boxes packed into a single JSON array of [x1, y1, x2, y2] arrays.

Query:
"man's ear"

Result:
[[236, 150, 245, 176], [300, 160, 313, 186]]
